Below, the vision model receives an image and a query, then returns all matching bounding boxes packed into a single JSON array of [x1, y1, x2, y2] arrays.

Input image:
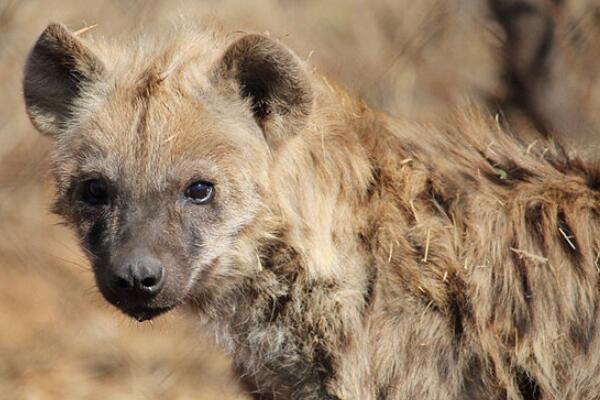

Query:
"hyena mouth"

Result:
[[125, 306, 173, 322]]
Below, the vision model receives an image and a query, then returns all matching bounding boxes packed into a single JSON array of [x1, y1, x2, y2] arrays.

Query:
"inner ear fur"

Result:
[[215, 34, 313, 142], [23, 23, 105, 138]]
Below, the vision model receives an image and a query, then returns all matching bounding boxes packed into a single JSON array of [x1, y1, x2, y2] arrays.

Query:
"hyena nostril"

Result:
[[131, 257, 165, 295], [115, 277, 131, 289], [108, 264, 135, 292], [141, 276, 158, 288]]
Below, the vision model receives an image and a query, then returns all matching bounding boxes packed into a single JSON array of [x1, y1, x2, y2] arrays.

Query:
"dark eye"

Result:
[[80, 179, 109, 205], [185, 181, 214, 204]]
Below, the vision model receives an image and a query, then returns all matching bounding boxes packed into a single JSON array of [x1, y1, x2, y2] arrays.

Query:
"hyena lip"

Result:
[[124, 305, 173, 322]]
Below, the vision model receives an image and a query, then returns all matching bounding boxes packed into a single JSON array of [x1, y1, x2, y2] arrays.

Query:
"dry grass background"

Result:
[[1, 0, 600, 399]]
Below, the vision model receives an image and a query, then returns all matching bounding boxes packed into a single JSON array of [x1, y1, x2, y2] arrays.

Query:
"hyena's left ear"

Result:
[[23, 23, 105, 138], [213, 34, 313, 144]]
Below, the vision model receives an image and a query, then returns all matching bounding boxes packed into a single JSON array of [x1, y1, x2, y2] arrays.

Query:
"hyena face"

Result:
[[23, 24, 313, 320], [49, 91, 265, 321]]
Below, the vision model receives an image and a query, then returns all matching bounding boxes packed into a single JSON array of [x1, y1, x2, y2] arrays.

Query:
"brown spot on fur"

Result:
[[448, 294, 465, 342], [509, 237, 533, 339], [422, 177, 455, 221], [516, 368, 541, 400], [135, 69, 165, 100], [267, 293, 292, 323], [408, 233, 426, 264], [445, 273, 472, 343], [259, 234, 300, 272], [571, 160, 600, 192], [365, 165, 382, 199], [557, 209, 582, 270], [311, 345, 340, 399], [525, 202, 547, 253], [362, 263, 378, 314], [569, 321, 593, 354]]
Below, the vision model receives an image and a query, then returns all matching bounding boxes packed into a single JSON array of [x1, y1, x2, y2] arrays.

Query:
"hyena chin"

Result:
[[24, 22, 600, 400]]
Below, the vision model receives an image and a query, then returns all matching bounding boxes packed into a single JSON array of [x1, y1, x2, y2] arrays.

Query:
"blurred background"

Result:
[[1, 0, 600, 399]]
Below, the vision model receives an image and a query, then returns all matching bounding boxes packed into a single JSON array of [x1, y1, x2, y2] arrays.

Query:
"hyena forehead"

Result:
[[59, 32, 291, 190], [72, 78, 268, 192]]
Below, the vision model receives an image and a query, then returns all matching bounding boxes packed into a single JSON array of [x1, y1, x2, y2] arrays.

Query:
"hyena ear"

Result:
[[23, 23, 105, 138], [214, 34, 313, 144]]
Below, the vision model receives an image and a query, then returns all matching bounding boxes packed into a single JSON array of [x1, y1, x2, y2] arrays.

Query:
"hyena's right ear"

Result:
[[213, 34, 313, 146], [23, 23, 105, 138]]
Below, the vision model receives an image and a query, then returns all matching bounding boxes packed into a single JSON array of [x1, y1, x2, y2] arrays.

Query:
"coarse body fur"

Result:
[[23, 21, 600, 400]]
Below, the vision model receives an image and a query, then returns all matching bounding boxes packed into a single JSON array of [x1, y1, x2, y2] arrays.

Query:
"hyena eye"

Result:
[[80, 179, 109, 205], [185, 181, 214, 204]]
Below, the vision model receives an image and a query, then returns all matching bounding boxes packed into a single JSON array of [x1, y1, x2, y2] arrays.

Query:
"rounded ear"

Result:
[[23, 23, 105, 138], [213, 34, 313, 144]]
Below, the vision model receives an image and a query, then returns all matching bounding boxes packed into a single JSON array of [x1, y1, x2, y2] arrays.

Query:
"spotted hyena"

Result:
[[23, 21, 600, 400]]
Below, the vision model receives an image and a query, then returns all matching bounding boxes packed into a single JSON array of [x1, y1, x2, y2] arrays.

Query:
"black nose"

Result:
[[108, 255, 165, 299]]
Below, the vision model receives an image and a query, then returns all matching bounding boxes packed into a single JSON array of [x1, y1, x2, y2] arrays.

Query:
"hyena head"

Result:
[[23, 23, 313, 320]]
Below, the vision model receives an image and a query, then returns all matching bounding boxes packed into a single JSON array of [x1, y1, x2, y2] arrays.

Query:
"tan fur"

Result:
[[23, 22, 600, 399]]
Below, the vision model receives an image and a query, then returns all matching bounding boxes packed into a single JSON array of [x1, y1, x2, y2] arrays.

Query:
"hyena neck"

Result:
[[188, 227, 372, 398]]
